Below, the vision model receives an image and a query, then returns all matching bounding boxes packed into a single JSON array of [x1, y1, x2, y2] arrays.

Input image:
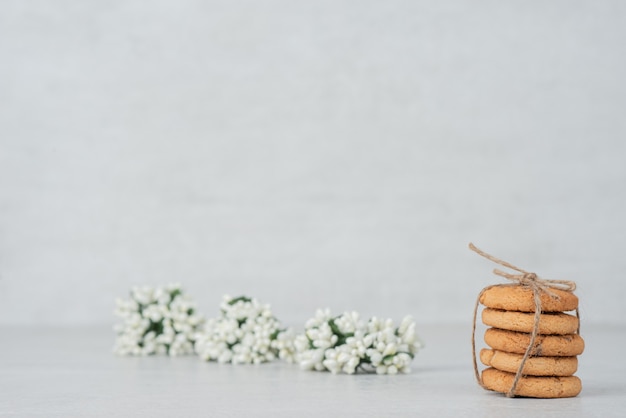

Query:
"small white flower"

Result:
[[295, 310, 423, 375], [195, 295, 293, 365], [113, 284, 204, 356]]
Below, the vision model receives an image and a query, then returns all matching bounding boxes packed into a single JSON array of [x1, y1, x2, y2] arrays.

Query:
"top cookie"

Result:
[[480, 285, 578, 312]]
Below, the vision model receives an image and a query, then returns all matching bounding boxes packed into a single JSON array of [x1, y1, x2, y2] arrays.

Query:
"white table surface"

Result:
[[1, 323, 624, 417]]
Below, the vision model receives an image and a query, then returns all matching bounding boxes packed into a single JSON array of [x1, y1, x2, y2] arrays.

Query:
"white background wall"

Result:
[[1, 0, 625, 326]]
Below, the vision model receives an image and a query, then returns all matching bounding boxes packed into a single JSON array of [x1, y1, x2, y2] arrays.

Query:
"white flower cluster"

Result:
[[294, 309, 422, 375], [113, 284, 204, 356], [194, 295, 295, 364]]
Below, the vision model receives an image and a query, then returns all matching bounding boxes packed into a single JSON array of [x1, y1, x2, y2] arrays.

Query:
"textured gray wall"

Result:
[[1, 0, 625, 325]]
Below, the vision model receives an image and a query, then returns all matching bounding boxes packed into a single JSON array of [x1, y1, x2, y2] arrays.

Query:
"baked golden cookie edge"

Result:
[[482, 308, 579, 335], [484, 328, 585, 357], [479, 348, 578, 376], [479, 285, 578, 313], [481, 367, 582, 398]]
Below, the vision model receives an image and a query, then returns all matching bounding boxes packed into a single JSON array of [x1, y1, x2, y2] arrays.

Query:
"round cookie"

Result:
[[484, 328, 585, 356], [480, 285, 578, 313], [481, 367, 582, 398], [480, 348, 578, 376], [482, 308, 579, 335]]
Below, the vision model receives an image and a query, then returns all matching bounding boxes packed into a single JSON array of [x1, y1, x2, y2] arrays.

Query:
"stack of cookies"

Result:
[[478, 285, 584, 398]]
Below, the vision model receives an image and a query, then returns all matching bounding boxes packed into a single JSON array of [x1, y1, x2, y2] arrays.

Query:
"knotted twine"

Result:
[[469, 243, 579, 398]]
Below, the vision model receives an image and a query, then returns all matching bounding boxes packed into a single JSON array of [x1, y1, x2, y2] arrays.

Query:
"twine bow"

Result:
[[469, 243, 579, 398]]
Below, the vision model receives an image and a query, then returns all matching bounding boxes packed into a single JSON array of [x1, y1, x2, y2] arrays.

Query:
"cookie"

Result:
[[480, 285, 578, 313], [484, 328, 584, 356], [482, 308, 579, 335], [480, 348, 578, 376], [481, 367, 582, 398]]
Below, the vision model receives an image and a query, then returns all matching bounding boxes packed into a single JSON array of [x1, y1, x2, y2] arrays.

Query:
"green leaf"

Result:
[[328, 318, 341, 335], [228, 296, 252, 305], [143, 319, 164, 337], [328, 318, 353, 346], [382, 354, 395, 364], [336, 333, 354, 346]]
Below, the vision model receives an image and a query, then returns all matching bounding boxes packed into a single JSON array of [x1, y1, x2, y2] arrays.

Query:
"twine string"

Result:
[[469, 243, 578, 398]]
